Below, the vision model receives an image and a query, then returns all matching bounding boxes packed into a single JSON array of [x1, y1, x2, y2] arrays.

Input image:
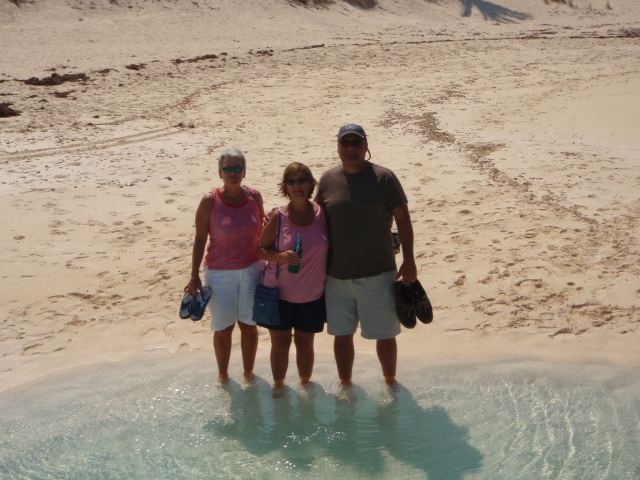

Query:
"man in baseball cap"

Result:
[[315, 124, 417, 388]]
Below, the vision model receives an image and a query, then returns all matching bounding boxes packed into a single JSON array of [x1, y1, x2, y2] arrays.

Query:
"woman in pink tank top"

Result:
[[184, 148, 265, 384], [257, 162, 329, 396]]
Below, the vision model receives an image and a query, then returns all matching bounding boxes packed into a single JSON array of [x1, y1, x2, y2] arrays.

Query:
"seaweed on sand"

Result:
[[0, 102, 21, 117], [22, 73, 88, 86]]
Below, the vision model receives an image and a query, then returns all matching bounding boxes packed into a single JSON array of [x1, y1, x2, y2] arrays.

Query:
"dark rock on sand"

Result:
[[125, 63, 146, 71], [172, 54, 218, 64], [0, 102, 21, 117], [22, 73, 88, 86]]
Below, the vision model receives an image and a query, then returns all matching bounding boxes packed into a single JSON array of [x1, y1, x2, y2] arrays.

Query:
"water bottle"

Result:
[[288, 234, 302, 273]]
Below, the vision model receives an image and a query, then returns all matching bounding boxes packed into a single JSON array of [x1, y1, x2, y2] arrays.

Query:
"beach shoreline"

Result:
[[2, 0, 639, 394]]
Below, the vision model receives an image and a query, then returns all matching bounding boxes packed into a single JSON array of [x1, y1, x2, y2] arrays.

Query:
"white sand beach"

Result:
[[1, 0, 639, 392]]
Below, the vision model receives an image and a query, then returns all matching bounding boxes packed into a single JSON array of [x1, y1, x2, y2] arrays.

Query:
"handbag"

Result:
[[253, 211, 281, 326]]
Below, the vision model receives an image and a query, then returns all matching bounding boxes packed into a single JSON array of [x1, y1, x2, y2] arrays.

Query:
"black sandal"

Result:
[[392, 281, 417, 329], [411, 280, 433, 324]]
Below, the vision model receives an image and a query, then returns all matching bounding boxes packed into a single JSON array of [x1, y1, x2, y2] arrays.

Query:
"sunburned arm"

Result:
[[256, 211, 300, 265], [184, 193, 212, 296], [392, 203, 418, 285]]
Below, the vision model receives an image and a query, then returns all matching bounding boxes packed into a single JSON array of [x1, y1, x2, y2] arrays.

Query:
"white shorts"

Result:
[[325, 270, 401, 340], [203, 260, 264, 331]]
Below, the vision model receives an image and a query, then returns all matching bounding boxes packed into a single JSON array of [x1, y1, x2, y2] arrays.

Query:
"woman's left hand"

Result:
[[277, 250, 301, 265], [184, 276, 203, 297]]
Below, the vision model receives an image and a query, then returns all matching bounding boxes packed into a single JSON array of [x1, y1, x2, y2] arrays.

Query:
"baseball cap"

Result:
[[337, 124, 367, 140]]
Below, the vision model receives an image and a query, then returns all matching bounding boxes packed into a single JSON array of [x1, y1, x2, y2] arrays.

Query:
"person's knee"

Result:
[[215, 324, 235, 338], [294, 334, 314, 353], [334, 334, 354, 347], [377, 337, 397, 348], [271, 333, 292, 352], [238, 322, 258, 335]]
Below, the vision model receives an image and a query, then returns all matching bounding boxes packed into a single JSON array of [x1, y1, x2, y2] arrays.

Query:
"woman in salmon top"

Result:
[[184, 147, 265, 383], [257, 162, 329, 395]]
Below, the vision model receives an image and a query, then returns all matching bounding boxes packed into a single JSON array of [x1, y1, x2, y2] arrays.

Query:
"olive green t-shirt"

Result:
[[315, 162, 408, 279]]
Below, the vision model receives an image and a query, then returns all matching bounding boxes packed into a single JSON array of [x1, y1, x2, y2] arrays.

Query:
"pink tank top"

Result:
[[262, 202, 329, 303], [203, 187, 262, 271]]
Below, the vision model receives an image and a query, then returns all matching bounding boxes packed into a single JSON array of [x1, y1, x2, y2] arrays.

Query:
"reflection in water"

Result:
[[1, 357, 639, 478], [207, 381, 482, 478], [377, 390, 482, 479]]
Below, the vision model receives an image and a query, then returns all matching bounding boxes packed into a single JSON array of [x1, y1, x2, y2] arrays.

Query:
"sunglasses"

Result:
[[286, 177, 309, 186], [339, 138, 364, 147], [221, 166, 244, 173]]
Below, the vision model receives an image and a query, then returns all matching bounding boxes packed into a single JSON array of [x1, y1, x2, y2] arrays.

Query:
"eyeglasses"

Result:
[[339, 138, 364, 148], [286, 177, 309, 186], [221, 166, 244, 173]]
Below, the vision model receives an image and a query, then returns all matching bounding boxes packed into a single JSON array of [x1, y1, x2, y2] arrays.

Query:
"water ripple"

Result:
[[1, 356, 639, 479]]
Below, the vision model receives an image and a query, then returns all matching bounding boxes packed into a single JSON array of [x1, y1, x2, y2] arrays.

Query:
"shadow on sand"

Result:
[[460, 0, 532, 23], [204, 381, 482, 477]]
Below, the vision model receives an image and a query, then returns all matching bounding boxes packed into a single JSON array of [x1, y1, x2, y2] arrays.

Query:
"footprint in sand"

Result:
[[449, 274, 466, 288], [163, 322, 176, 335], [549, 327, 573, 338], [21, 343, 43, 356], [515, 278, 543, 287]]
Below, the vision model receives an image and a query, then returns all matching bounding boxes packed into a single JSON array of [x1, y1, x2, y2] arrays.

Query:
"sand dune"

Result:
[[1, 0, 639, 391]]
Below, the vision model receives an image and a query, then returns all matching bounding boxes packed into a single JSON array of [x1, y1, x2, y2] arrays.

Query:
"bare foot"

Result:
[[243, 371, 256, 385], [272, 380, 285, 398], [339, 378, 353, 387], [384, 376, 400, 392], [299, 376, 311, 386], [329, 379, 355, 399], [216, 374, 230, 389]]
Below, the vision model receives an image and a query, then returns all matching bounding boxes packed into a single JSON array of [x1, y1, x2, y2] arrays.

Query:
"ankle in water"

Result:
[[384, 376, 399, 391]]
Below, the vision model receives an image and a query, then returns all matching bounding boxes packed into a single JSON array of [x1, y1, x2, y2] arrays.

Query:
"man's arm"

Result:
[[392, 203, 417, 285]]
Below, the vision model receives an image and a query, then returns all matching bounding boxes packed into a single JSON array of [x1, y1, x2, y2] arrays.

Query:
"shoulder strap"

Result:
[[241, 185, 256, 202], [261, 210, 281, 284], [274, 211, 281, 280]]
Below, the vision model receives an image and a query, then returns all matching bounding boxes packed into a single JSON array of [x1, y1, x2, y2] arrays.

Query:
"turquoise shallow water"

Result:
[[1, 352, 640, 479]]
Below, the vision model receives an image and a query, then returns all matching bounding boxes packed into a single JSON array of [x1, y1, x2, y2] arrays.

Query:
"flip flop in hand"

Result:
[[178, 286, 212, 321]]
